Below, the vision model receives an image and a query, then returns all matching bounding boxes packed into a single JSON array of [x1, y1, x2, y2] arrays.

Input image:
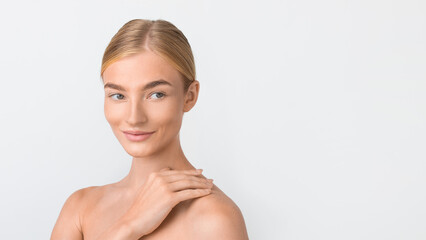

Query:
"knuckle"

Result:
[[160, 183, 170, 192], [149, 172, 158, 180]]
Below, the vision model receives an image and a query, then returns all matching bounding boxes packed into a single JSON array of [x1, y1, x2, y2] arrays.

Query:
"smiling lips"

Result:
[[122, 130, 155, 142], [123, 130, 154, 135]]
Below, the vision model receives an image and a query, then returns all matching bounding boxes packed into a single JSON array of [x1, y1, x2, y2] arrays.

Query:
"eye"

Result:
[[108, 93, 124, 100], [150, 92, 166, 100]]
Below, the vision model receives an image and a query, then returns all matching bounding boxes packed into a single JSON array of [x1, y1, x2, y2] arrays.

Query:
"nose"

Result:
[[126, 97, 148, 125]]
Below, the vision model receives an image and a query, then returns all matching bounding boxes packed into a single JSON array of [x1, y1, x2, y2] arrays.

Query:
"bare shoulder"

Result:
[[65, 185, 104, 211], [70, 185, 101, 202], [185, 185, 249, 240], [51, 186, 100, 240]]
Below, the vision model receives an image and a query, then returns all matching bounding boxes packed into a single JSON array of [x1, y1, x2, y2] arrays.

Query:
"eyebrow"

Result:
[[104, 79, 172, 92]]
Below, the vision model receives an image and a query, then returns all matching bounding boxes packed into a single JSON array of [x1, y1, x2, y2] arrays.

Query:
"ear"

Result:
[[183, 80, 200, 112]]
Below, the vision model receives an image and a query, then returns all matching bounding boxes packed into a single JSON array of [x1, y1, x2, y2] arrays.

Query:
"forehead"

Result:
[[102, 50, 183, 89]]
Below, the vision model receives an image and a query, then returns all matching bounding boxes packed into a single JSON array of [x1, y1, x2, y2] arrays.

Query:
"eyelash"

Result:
[[108, 92, 166, 101]]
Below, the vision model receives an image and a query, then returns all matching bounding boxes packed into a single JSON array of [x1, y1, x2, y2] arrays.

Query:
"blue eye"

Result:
[[150, 92, 166, 99], [107, 92, 165, 101], [109, 93, 124, 100]]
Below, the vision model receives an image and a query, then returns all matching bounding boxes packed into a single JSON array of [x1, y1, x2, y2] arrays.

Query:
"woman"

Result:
[[50, 19, 249, 240]]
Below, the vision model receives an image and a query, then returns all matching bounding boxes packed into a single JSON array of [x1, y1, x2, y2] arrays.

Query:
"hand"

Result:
[[122, 168, 214, 238]]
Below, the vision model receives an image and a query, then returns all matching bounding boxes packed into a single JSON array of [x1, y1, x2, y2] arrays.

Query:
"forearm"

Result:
[[94, 217, 141, 240]]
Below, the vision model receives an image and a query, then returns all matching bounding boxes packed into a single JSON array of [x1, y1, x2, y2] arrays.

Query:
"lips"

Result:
[[123, 130, 155, 135], [122, 130, 155, 142]]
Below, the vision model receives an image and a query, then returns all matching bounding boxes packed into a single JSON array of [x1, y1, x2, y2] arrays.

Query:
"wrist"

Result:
[[117, 214, 139, 239], [118, 210, 147, 239], [94, 219, 135, 240]]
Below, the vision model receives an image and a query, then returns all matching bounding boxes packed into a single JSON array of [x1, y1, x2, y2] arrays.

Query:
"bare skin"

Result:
[[50, 50, 249, 239]]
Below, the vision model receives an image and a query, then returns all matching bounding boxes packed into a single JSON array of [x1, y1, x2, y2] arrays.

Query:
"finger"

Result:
[[168, 178, 213, 192], [164, 174, 209, 183], [172, 188, 212, 204], [160, 168, 203, 176], [160, 167, 172, 172]]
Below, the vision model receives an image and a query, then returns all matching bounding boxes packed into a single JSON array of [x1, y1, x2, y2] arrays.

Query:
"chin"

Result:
[[124, 147, 153, 158], [121, 142, 156, 157]]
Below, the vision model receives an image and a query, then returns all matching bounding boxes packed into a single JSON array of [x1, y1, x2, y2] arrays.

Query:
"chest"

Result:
[[81, 197, 190, 240]]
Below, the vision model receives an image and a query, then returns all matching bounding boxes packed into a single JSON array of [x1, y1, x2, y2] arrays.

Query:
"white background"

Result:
[[0, 0, 425, 239]]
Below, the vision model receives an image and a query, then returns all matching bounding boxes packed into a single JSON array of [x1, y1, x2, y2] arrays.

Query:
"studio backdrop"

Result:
[[0, 0, 425, 239]]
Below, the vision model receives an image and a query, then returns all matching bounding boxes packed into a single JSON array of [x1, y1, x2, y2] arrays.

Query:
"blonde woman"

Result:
[[50, 19, 249, 240]]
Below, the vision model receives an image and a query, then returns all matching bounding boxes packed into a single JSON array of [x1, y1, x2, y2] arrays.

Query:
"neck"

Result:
[[117, 134, 195, 192]]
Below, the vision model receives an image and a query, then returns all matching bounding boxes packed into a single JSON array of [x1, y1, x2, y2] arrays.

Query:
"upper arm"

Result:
[[50, 188, 86, 240], [191, 201, 249, 240]]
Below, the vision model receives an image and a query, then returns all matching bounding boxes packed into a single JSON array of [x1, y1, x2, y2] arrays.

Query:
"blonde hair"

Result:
[[100, 19, 196, 93]]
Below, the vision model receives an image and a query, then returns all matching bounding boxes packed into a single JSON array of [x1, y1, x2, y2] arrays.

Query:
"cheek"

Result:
[[104, 100, 123, 126], [149, 99, 183, 131]]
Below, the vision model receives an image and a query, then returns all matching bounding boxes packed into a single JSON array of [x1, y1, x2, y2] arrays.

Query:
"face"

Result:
[[102, 50, 199, 158]]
